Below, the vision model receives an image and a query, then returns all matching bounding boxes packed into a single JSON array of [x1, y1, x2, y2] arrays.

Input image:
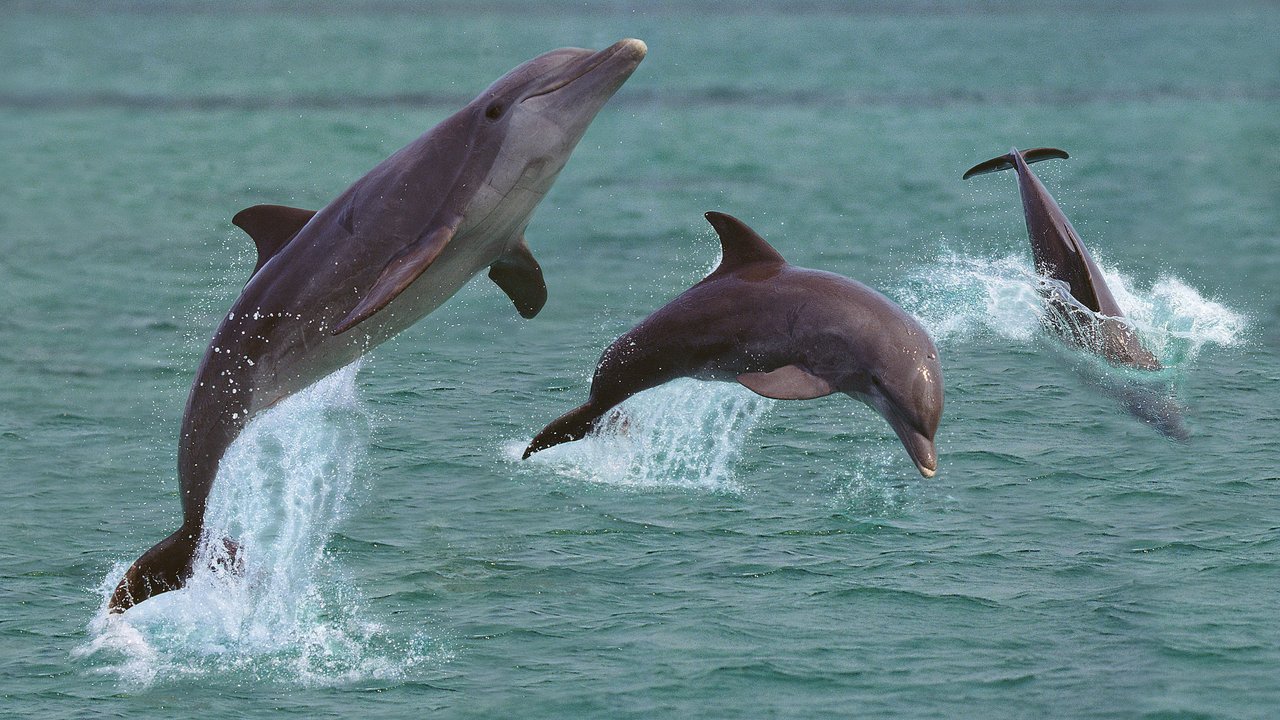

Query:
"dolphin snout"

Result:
[[911, 430, 942, 476], [867, 393, 939, 479], [887, 420, 937, 478], [612, 38, 648, 60]]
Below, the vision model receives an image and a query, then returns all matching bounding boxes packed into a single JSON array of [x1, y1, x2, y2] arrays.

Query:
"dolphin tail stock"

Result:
[[108, 527, 200, 613], [108, 527, 243, 613], [522, 399, 612, 459], [962, 147, 1070, 179]]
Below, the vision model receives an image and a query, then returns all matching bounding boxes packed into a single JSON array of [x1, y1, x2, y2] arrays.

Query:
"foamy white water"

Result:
[[899, 247, 1246, 365], [79, 364, 448, 687], [895, 246, 1246, 438], [513, 379, 772, 493]]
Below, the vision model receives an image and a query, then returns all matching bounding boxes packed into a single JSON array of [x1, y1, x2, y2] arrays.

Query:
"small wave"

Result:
[[79, 364, 449, 687], [514, 379, 771, 493]]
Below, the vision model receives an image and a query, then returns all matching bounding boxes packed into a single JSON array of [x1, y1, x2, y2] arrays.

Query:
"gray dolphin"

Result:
[[964, 148, 1188, 438], [963, 147, 1161, 370], [109, 39, 647, 612], [522, 212, 944, 478]]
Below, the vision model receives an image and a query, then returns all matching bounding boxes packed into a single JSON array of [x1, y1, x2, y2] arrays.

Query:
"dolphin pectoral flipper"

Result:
[[962, 147, 1069, 179], [488, 237, 547, 319], [232, 204, 318, 277], [737, 365, 835, 400], [332, 224, 456, 335]]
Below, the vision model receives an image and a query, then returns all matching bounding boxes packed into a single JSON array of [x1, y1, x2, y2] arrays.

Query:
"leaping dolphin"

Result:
[[522, 212, 944, 478], [963, 147, 1161, 370], [109, 39, 647, 612]]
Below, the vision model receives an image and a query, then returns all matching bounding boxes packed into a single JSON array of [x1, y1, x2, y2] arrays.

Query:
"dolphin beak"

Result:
[[598, 38, 648, 69], [525, 38, 647, 102], [613, 38, 648, 60], [892, 422, 937, 478], [867, 395, 938, 478]]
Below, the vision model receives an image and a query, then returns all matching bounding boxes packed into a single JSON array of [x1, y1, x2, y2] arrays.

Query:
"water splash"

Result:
[[79, 364, 449, 687], [898, 250, 1048, 343], [899, 246, 1246, 365], [514, 379, 771, 493], [1102, 270, 1247, 365], [897, 245, 1245, 438]]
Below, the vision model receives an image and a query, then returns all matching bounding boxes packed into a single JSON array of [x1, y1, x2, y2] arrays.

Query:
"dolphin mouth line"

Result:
[[877, 398, 937, 478], [522, 39, 644, 103]]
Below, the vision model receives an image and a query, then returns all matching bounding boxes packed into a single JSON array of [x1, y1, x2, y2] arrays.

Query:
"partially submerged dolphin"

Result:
[[963, 147, 1161, 370], [110, 39, 647, 612], [522, 212, 944, 477], [964, 148, 1187, 438]]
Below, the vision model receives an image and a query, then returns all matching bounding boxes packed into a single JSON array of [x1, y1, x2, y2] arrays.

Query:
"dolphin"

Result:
[[963, 147, 1161, 370], [109, 39, 648, 612], [522, 212, 944, 478]]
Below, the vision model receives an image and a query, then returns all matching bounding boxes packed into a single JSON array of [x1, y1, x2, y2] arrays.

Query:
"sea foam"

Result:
[[79, 364, 448, 687], [513, 378, 771, 493], [898, 246, 1246, 365]]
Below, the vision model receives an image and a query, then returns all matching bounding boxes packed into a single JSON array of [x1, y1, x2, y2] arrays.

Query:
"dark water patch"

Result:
[[6, 85, 1279, 113], [810, 584, 1006, 611], [10, 0, 1270, 17]]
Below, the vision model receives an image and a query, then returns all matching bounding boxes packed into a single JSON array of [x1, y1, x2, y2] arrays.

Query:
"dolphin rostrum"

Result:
[[522, 212, 944, 478], [109, 39, 647, 612], [963, 147, 1161, 370]]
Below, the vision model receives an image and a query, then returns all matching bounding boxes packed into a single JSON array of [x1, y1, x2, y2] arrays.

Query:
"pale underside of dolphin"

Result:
[[109, 39, 647, 612], [523, 211, 945, 478]]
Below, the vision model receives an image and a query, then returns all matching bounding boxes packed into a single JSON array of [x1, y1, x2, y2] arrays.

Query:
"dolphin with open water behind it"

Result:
[[963, 147, 1161, 370], [964, 147, 1188, 438], [522, 212, 944, 478], [109, 39, 647, 612]]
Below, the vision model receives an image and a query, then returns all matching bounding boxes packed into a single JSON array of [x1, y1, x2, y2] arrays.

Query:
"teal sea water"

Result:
[[2, 2, 1278, 717]]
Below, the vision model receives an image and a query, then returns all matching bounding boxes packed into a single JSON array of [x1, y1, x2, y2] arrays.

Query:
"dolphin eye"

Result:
[[871, 375, 882, 387], [485, 102, 505, 119]]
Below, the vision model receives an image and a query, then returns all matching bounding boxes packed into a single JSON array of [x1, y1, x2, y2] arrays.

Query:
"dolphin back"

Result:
[[963, 147, 1069, 179]]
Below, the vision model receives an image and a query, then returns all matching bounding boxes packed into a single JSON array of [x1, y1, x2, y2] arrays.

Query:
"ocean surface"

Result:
[[2, 2, 1278, 718]]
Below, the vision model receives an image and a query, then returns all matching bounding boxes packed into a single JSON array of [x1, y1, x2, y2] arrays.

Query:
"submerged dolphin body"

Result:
[[110, 40, 647, 612], [963, 147, 1161, 370], [523, 212, 944, 478]]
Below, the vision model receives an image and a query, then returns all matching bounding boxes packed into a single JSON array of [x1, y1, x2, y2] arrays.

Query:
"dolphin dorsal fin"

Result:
[[703, 212, 786, 278], [232, 204, 317, 276]]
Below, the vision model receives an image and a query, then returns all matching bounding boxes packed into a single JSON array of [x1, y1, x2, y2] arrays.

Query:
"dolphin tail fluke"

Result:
[[108, 527, 200, 613], [962, 147, 1069, 179], [522, 400, 607, 459]]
